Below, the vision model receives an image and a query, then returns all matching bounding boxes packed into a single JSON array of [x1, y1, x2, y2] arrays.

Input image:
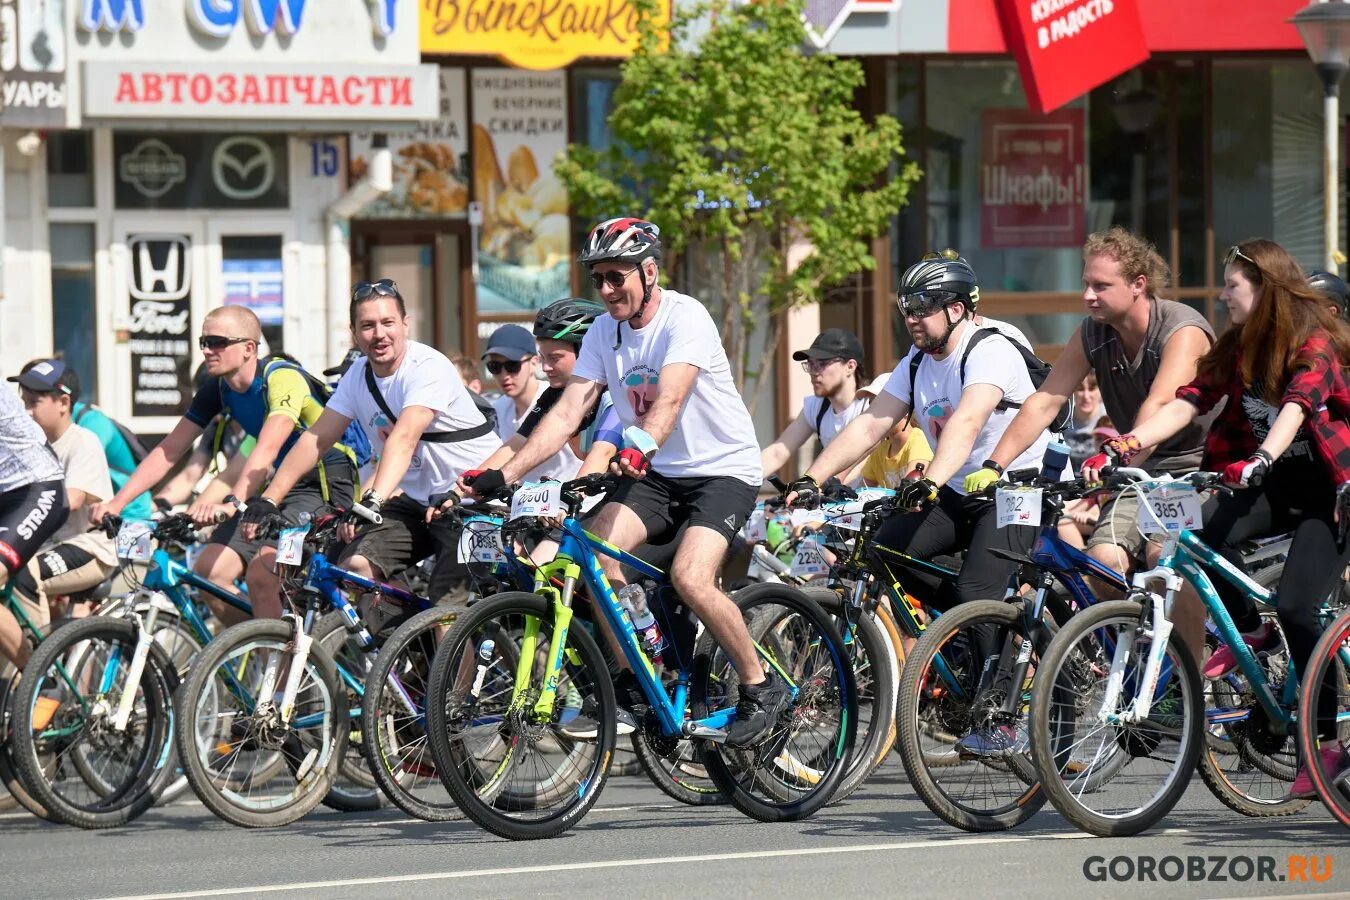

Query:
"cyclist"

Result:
[[464, 217, 785, 747], [1309, 269, 1349, 320], [1099, 238, 1350, 795], [965, 227, 1213, 651], [8, 360, 117, 628], [760, 329, 871, 482], [786, 251, 1054, 753], [244, 280, 501, 603], [484, 324, 580, 482], [0, 381, 67, 669], [90, 305, 359, 622]]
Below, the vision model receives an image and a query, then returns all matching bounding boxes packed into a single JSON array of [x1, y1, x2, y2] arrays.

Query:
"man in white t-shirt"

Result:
[[786, 252, 1048, 753], [484, 323, 580, 482], [466, 217, 788, 748], [10, 360, 117, 630], [247, 280, 501, 597]]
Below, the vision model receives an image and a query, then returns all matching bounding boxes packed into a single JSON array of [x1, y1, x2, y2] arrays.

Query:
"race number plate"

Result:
[[510, 481, 564, 521], [789, 536, 830, 577], [458, 517, 507, 563], [995, 487, 1043, 529], [1137, 484, 1203, 536], [743, 506, 768, 543], [789, 508, 827, 528], [115, 521, 154, 561], [276, 525, 310, 566]]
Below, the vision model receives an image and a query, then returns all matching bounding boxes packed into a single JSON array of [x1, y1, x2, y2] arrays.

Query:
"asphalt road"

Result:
[[0, 761, 1346, 900]]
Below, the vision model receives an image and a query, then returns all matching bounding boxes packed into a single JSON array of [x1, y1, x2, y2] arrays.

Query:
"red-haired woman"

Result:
[[1085, 238, 1350, 797]]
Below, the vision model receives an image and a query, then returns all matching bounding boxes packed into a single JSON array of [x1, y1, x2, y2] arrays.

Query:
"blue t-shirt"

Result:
[[72, 401, 152, 520]]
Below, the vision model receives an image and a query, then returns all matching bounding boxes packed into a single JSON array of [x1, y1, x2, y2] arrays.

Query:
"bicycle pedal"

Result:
[[684, 723, 728, 743]]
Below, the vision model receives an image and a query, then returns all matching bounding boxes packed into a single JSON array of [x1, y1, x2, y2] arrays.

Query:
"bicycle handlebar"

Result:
[[350, 502, 384, 526]]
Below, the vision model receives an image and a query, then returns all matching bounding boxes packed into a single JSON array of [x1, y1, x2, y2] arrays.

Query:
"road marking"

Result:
[[96, 834, 1067, 899]]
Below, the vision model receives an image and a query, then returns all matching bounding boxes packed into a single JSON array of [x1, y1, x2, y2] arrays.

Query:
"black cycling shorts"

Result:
[[0, 480, 69, 575], [606, 471, 757, 545]]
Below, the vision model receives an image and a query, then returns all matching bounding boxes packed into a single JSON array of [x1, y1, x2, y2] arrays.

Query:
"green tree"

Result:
[[556, 0, 920, 413]]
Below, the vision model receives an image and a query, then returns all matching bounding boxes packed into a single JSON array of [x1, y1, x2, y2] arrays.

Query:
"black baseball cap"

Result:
[[792, 329, 865, 365], [9, 358, 80, 401]]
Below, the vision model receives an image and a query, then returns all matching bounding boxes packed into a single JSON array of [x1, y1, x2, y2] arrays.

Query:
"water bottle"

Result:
[[617, 583, 668, 655], [1041, 440, 1071, 481]]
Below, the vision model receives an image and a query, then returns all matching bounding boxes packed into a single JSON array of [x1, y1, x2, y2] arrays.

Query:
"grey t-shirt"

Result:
[[0, 388, 63, 493], [1080, 298, 1215, 474]]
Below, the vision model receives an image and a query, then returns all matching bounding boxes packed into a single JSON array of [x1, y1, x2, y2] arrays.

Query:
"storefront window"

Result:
[[47, 132, 94, 208], [222, 236, 285, 353], [1212, 62, 1340, 275], [50, 224, 97, 403]]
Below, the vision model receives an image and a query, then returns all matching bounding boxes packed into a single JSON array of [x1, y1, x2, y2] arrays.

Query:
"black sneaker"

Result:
[[724, 675, 793, 748]]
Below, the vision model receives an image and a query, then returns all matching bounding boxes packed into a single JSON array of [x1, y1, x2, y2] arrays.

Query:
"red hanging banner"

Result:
[[980, 108, 1086, 249], [995, 0, 1150, 113]]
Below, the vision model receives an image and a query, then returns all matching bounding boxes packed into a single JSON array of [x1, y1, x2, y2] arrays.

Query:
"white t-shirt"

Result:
[[51, 423, 113, 546], [801, 395, 868, 447], [494, 381, 582, 483], [0, 388, 63, 493], [882, 324, 1051, 495], [328, 341, 503, 504], [574, 289, 761, 485]]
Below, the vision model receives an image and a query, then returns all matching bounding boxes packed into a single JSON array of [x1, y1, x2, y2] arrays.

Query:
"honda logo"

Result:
[[128, 235, 191, 301]]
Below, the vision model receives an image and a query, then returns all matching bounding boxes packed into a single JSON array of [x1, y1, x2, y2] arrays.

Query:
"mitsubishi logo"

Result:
[[128, 235, 191, 301], [211, 137, 275, 201]]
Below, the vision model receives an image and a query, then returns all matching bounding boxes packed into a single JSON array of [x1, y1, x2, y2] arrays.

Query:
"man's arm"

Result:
[[500, 377, 600, 484], [761, 412, 814, 478], [924, 383, 1005, 489], [1129, 326, 1212, 467], [578, 439, 618, 477], [987, 329, 1091, 470], [229, 414, 295, 501], [478, 434, 524, 472], [259, 409, 351, 504], [804, 391, 905, 484], [94, 417, 203, 516]]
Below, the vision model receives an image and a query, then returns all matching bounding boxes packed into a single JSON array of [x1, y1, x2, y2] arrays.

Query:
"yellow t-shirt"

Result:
[[861, 428, 934, 488]]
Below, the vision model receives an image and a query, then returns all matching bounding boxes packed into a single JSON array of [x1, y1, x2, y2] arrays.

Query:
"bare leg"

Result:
[[670, 526, 762, 685], [193, 544, 249, 628], [585, 502, 651, 669], [1144, 539, 1205, 664], [245, 548, 285, 619]]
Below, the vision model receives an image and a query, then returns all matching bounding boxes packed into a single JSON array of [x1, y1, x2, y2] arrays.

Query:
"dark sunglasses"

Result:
[[486, 359, 524, 375], [589, 268, 638, 291], [921, 248, 962, 262], [897, 289, 959, 319], [198, 335, 251, 352], [352, 278, 401, 302]]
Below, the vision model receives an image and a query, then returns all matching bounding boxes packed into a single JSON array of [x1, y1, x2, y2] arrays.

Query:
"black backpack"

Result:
[[908, 327, 1073, 434], [74, 404, 149, 475]]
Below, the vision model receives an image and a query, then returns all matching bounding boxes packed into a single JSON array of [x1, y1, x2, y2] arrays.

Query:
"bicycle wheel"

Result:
[[312, 613, 383, 813], [795, 585, 895, 802], [1296, 606, 1350, 827], [896, 600, 1042, 832], [693, 582, 857, 822], [11, 616, 176, 828], [1031, 600, 1203, 837], [177, 618, 346, 828], [425, 591, 614, 840], [362, 605, 464, 822]]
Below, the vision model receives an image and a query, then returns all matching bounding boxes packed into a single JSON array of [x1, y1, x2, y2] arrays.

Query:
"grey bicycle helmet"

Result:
[[1309, 269, 1349, 319]]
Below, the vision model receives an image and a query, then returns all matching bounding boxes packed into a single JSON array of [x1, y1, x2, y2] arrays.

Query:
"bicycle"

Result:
[[892, 471, 1129, 832], [1029, 468, 1350, 836], [424, 474, 857, 840]]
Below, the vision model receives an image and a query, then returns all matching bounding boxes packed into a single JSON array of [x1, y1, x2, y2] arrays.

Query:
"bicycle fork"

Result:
[[1100, 568, 1181, 725], [108, 592, 176, 732]]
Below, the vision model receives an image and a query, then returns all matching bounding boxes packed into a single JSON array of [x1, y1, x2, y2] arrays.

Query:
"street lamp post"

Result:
[[1291, 1, 1350, 274]]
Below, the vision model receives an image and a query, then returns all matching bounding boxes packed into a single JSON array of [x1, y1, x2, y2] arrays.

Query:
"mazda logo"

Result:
[[212, 136, 275, 201]]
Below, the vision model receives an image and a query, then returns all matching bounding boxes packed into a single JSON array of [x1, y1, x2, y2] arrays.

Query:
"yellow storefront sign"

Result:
[[420, 0, 668, 70]]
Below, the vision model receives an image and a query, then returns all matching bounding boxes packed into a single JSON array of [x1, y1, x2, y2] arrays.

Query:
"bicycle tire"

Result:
[[798, 585, 896, 802], [362, 605, 464, 822], [693, 582, 857, 823], [176, 618, 346, 828], [0, 671, 57, 821], [425, 591, 615, 840], [896, 599, 1043, 832], [1031, 599, 1203, 837], [312, 613, 383, 813], [1296, 605, 1350, 827], [11, 616, 176, 828]]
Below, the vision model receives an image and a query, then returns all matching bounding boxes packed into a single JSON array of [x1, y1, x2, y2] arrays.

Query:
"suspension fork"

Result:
[[256, 592, 320, 724], [997, 573, 1053, 716], [531, 575, 577, 721], [110, 597, 164, 731]]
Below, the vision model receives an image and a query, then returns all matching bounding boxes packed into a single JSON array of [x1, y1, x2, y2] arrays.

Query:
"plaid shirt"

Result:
[[1176, 331, 1350, 483]]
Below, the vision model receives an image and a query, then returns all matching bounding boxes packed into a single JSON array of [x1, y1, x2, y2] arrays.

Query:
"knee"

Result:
[[1088, 543, 1129, 573], [343, 554, 374, 579], [246, 555, 277, 586], [671, 567, 714, 605]]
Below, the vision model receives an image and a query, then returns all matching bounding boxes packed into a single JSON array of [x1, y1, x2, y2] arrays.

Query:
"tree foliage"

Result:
[[556, 0, 921, 406]]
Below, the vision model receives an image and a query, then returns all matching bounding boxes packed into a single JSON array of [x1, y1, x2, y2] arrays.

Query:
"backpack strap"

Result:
[[812, 397, 828, 436], [74, 404, 91, 425], [363, 361, 493, 444], [958, 328, 1021, 413], [907, 351, 923, 416]]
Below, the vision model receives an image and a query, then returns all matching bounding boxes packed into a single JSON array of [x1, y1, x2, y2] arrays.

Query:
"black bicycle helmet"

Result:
[[1309, 269, 1348, 319], [534, 298, 605, 345], [577, 217, 662, 267], [898, 249, 980, 307]]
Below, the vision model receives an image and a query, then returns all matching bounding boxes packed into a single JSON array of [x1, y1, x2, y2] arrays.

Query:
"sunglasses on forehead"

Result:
[[486, 359, 525, 375], [352, 279, 401, 302], [1223, 245, 1256, 268], [589, 267, 638, 291]]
